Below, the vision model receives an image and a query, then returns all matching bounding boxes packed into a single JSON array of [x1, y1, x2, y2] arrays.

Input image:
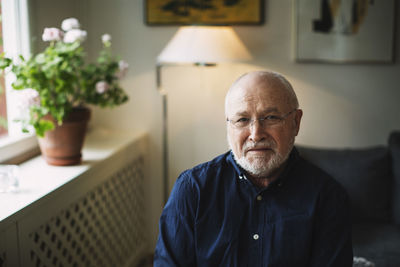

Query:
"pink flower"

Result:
[[101, 34, 111, 44], [16, 88, 40, 111], [61, 18, 80, 31], [95, 81, 110, 94], [42, 28, 63, 42], [63, 29, 87, 43], [115, 60, 129, 79]]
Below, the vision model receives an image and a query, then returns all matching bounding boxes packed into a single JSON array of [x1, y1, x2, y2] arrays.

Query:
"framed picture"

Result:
[[145, 0, 264, 25], [295, 0, 395, 63]]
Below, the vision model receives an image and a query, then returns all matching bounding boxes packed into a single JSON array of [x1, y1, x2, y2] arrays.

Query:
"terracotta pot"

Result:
[[37, 107, 91, 166]]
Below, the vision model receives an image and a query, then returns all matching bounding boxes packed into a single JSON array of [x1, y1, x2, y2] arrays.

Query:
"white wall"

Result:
[[30, 0, 400, 249]]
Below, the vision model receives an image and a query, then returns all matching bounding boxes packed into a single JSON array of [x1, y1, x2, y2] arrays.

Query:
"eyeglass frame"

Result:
[[226, 108, 298, 130]]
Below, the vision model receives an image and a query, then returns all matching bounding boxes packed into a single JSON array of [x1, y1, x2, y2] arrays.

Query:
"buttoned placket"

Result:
[[254, 181, 287, 267], [239, 173, 269, 267], [255, 187, 269, 266]]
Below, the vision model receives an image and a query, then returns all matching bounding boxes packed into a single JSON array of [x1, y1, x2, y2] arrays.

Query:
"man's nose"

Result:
[[248, 120, 265, 143]]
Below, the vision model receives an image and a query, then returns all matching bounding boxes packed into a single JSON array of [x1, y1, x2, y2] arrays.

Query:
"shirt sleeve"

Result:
[[154, 172, 198, 267], [309, 180, 354, 267]]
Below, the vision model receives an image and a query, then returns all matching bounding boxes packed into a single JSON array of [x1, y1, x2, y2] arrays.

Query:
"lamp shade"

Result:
[[157, 26, 252, 65]]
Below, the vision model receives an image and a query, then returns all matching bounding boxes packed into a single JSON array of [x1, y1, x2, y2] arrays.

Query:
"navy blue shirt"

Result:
[[154, 148, 353, 266]]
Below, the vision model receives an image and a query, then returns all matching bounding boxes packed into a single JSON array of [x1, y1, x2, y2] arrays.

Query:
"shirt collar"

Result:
[[227, 151, 244, 177], [227, 147, 300, 187], [273, 147, 300, 187]]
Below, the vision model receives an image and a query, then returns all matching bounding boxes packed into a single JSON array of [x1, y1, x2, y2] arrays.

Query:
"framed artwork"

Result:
[[295, 0, 395, 63], [145, 0, 264, 25]]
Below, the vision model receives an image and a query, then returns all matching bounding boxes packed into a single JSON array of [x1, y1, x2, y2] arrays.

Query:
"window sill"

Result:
[[0, 128, 148, 223], [0, 134, 40, 164]]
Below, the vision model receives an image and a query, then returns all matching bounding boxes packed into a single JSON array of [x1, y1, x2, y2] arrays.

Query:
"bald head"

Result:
[[225, 71, 299, 116]]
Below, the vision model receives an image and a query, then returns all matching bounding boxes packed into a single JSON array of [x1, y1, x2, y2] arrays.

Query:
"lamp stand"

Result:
[[156, 64, 169, 205]]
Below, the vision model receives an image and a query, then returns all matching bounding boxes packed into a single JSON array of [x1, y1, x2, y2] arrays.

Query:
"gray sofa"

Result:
[[297, 131, 400, 267]]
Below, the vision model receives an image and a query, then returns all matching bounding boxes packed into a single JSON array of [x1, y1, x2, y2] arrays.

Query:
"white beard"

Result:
[[228, 136, 294, 178]]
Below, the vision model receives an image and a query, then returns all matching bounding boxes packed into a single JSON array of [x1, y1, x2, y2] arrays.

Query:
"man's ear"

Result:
[[294, 109, 303, 136]]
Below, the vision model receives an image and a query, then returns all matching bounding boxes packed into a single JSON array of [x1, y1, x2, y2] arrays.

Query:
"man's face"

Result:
[[225, 75, 302, 178]]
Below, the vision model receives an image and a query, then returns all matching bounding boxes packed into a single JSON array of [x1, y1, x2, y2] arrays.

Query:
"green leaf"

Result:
[[35, 119, 55, 137], [35, 53, 46, 64], [0, 56, 11, 69], [12, 78, 26, 89]]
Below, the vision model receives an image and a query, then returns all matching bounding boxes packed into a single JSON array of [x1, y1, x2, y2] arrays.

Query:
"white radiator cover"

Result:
[[0, 130, 149, 267]]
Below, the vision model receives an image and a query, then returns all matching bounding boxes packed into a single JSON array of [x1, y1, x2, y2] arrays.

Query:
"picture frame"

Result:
[[145, 0, 264, 26], [295, 0, 396, 63]]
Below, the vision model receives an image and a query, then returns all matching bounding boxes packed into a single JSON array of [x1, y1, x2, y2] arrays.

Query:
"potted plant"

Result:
[[0, 18, 129, 165]]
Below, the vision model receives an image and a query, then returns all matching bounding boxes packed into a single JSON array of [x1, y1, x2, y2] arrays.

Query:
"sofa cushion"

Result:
[[297, 146, 391, 223], [389, 131, 400, 224], [352, 223, 400, 267]]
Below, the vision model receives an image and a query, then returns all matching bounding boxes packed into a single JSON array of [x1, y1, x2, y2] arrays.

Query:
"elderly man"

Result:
[[154, 71, 353, 266]]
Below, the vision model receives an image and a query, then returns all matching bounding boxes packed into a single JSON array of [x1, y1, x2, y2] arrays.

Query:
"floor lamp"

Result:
[[156, 26, 252, 204]]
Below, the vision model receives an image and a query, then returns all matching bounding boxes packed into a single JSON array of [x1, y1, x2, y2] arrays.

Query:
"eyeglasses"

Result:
[[226, 109, 297, 129]]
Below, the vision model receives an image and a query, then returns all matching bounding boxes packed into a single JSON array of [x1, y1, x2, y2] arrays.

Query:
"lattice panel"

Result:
[[27, 157, 146, 267]]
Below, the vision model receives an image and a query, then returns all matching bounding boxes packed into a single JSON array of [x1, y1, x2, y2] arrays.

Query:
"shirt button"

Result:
[[253, 234, 259, 240], [256, 195, 262, 201]]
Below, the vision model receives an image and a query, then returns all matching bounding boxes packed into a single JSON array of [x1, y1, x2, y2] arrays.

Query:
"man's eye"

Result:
[[236, 118, 250, 123], [264, 115, 282, 121]]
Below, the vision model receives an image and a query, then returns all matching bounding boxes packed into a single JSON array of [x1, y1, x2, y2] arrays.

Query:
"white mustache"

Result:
[[243, 140, 276, 153]]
